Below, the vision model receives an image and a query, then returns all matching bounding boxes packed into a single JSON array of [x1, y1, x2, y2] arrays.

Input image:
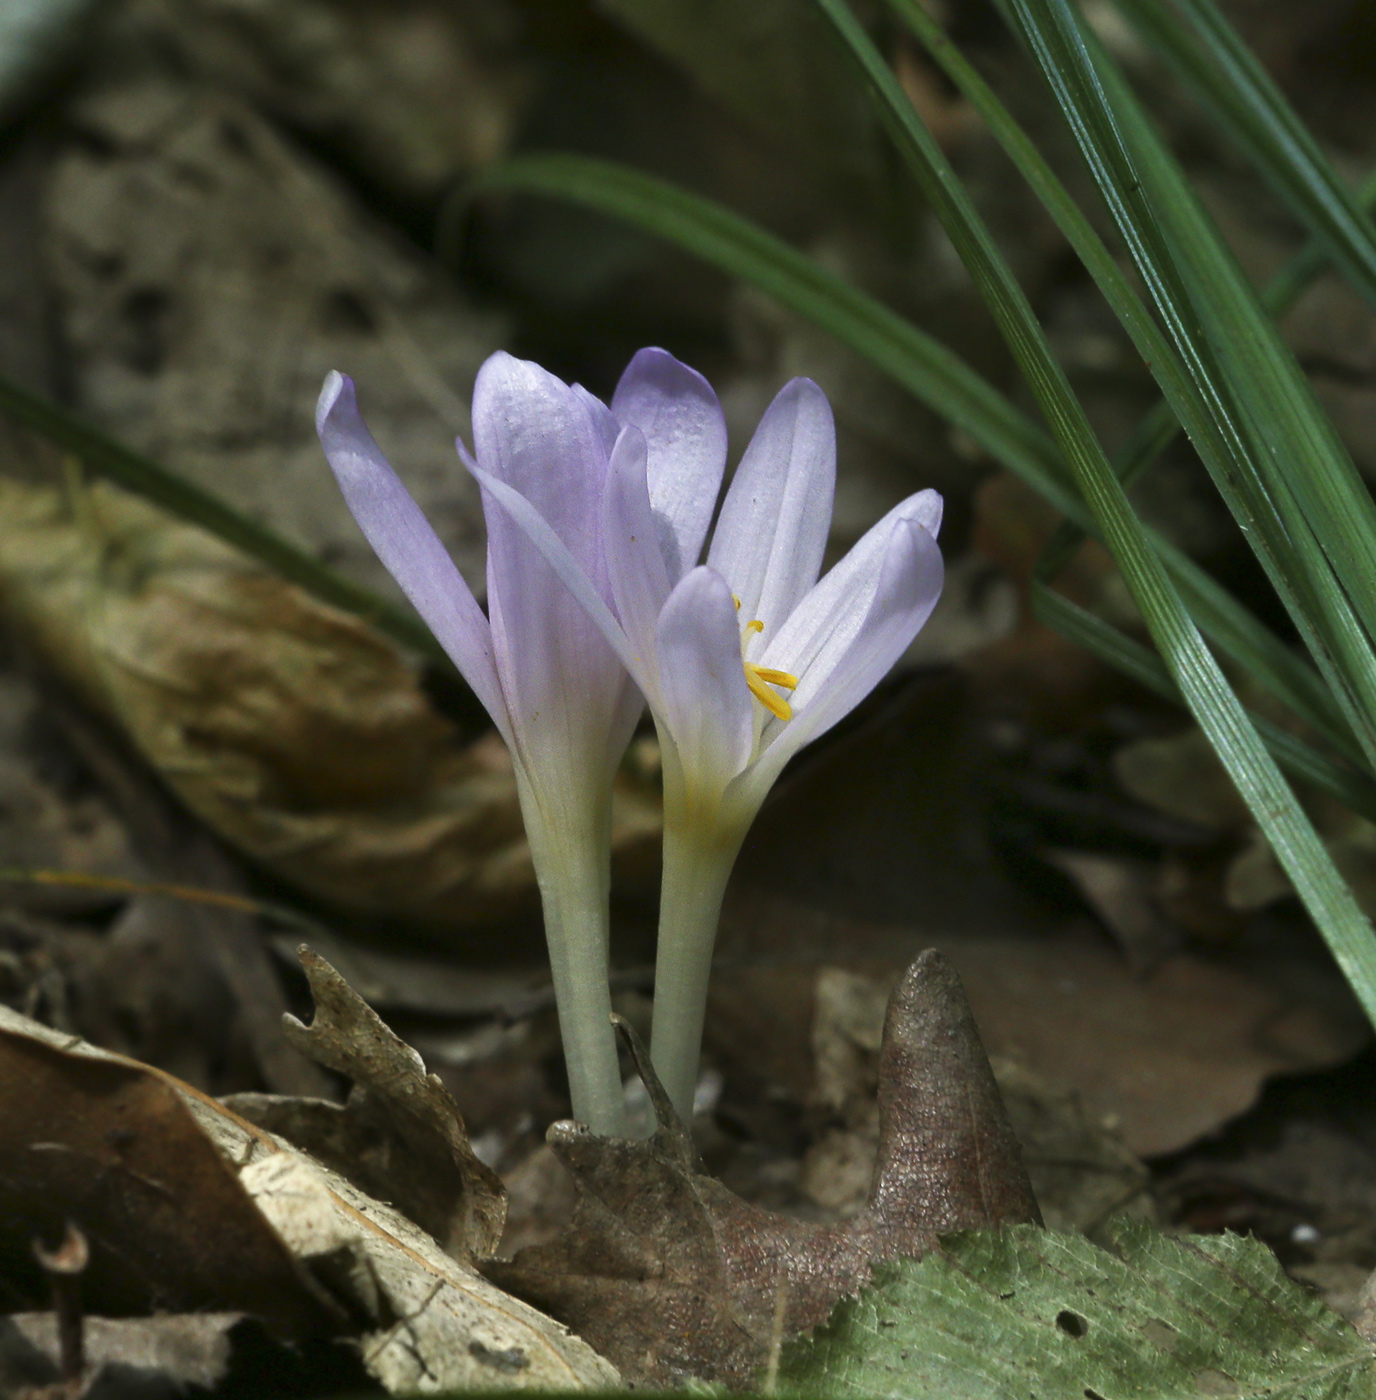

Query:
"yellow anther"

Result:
[[733, 596, 796, 721], [744, 662, 798, 721]]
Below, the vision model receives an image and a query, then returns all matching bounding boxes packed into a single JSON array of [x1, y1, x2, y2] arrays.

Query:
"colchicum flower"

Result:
[[473, 353, 945, 1123], [316, 352, 669, 1135]]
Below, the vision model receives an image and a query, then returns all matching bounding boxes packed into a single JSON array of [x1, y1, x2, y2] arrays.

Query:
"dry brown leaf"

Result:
[[0, 1010, 342, 1332], [225, 946, 506, 1261], [0, 1001, 620, 1392], [46, 71, 500, 601], [711, 891, 1368, 1157], [489, 951, 1040, 1389], [0, 478, 660, 931], [136, 0, 534, 203], [1043, 848, 1183, 970], [799, 970, 1153, 1232]]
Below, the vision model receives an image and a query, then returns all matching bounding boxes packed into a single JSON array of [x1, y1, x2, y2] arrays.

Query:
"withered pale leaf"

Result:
[[0, 1002, 620, 1392], [4, 1312, 242, 1393], [226, 946, 507, 1261], [489, 951, 1039, 1389], [0, 478, 660, 931]]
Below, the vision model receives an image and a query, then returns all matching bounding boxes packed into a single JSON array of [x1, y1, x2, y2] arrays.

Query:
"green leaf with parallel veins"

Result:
[[780, 1220, 1376, 1399]]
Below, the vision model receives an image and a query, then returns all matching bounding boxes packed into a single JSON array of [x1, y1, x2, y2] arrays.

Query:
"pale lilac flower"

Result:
[[473, 354, 945, 1120], [316, 351, 674, 1135]]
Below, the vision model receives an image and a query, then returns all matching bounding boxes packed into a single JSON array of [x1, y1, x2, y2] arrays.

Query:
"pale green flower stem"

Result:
[[517, 770, 627, 1137], [649, 770, 751, 1126]]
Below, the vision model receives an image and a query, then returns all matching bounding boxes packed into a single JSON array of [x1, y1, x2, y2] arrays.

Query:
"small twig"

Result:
[[0, 866, 325, 932], [32, 1222, 88, 1385]]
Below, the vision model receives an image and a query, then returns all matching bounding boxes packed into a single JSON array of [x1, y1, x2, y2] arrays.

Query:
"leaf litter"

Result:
[[489, 949, 1042, 1389], [0, 476, 660, 935], [0, 954, 620, 1393]]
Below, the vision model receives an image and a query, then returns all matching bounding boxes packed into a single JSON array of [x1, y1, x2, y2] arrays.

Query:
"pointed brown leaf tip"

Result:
[[869, 948, 1043, 1235], [486, 950, 1041, 1388]]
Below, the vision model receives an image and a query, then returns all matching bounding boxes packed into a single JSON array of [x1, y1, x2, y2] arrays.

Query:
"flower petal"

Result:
[[465, 458, 646, 688], [611, 348, 728, 580], [470, 353, 632, 770], [745, 498, 943, 792], [315, 372, 512, 744], [656, 567, 754, 797], [472, 350, 611, 584], [706, 378, 835, 642], [602, 424, 672, 707], [574, 383, 620, 459]]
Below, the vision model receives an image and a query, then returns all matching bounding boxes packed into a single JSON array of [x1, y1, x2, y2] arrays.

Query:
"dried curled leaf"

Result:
[[489, 950, 1040, 1388], [0, 999, 619, 1392], [228, 946, 507, 1261], [0, 478, 660, 930]]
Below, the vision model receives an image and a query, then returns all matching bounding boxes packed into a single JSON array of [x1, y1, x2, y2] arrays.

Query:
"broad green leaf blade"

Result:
[[1032, 584, 1376, 822], [1117, 0, 1376, 313], [0, 374, 456, 678], [780, 1221, 1376, 1399], [810, 0, 1376, 1024]]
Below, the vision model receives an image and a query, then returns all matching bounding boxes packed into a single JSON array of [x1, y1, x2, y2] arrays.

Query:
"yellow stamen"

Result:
[[744, 662, 798, 721], [734, 595, 797, 721]]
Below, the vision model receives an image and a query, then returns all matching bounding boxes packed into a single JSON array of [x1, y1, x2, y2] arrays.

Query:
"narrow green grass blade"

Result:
[[1021, 2, 1376, 683], [0, 373, 456, 676], [477, 151, 1367, 773], [884, 0, 1367, 765], [812, 0, 1376, 1023], [468, 156, 1085, 517], [1037, 166, 1376, 580], [1117, 0, 1376, 311], [992, 0, 1376, 776], [1033, 584, 1376, 823], [1099, 54, 1376, 768]]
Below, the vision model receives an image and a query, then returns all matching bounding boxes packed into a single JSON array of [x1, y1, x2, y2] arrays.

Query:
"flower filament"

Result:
[[734, 598, 798, 721]]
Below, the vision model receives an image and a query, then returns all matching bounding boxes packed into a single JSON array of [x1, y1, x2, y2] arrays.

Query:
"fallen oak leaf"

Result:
[[0, 478, 660, 936], [0, 1011, 344, 1334], [0, 1002, 620, 1392], [487, 949, 1040, 1388], [224, 944, 506, 1261]]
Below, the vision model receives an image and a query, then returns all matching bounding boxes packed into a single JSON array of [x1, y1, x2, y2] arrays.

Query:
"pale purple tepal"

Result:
[[470, 350, 945, 1122]]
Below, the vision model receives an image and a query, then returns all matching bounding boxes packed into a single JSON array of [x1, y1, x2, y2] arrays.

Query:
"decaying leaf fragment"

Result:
[[225, 945, 506, 1261], [0, 1008, 342, 1332], [0, 478, 660, 931], [489, 949, 1040, 1388], [0, 993, 620, 1392]]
